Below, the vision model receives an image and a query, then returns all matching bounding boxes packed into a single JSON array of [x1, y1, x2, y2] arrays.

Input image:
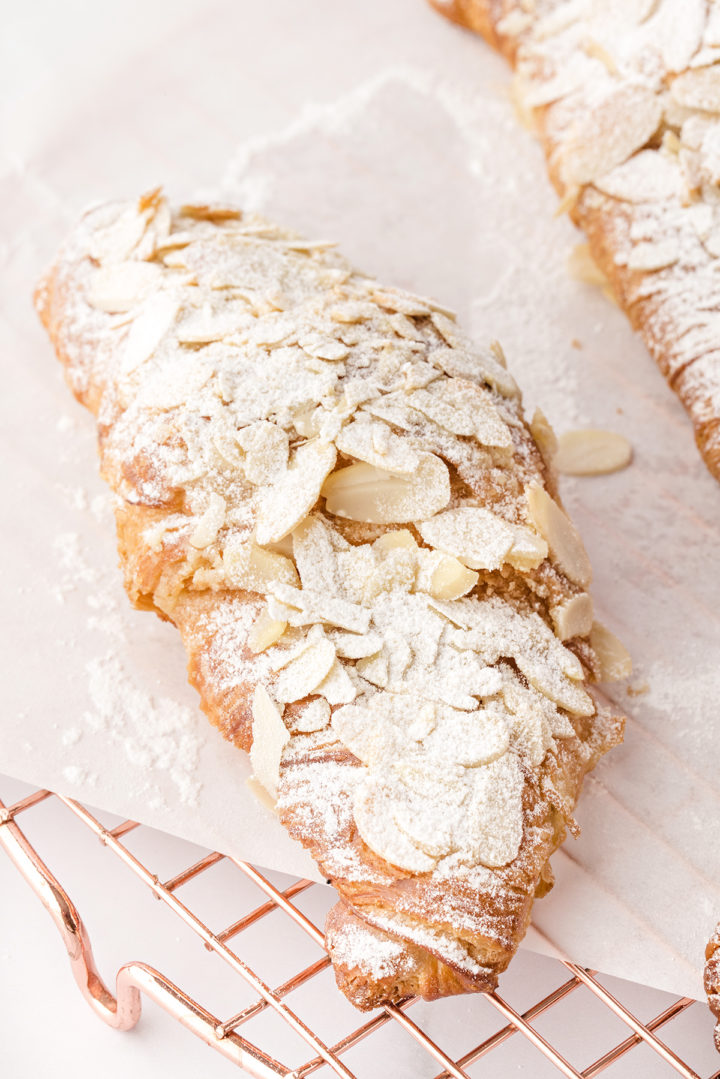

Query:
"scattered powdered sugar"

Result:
[[84, 652, 203, 807]]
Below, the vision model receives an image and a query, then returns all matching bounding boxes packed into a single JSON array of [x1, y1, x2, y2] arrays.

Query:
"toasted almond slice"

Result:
[[356, 650, 389, 688], [550, 593, 594, 641], [330, 630, 384, 659], [291, 698, 331, 733], [590, 621, 633, 681], [322, 454, 450, 524], [554, 429, 633, 476], [506, 527, 548, 571], [246, 776, 278, 813], [353, 778, 437, 873], [335, 418, 421, 475], [373, 529, 418, 554], [529, 407, 558, 465], [248, 608, 287, 653], [558, 85, 662, 186], [87, 261, 162, 313], [270, 583, 370, 634], [525, 483, 592, 588], [429, 555, 479, 600], [315, 659, 358, 705], [417, 507, 515, 571], [236, 422, 289, 485], [120, 293, 180, 374], [223, 537, 299, 592], [274, 634, 336, 703], [671, 65, 720, 112], [292, 515, 340, 594], [249, 685, 289, 801], [393, 800, 456, 858], [189, 493, 226, 549], [255, 439, 337, 545]]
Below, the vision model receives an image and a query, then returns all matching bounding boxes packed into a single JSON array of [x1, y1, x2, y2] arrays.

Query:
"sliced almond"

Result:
[[671, 66, 720, 112], [189, 493, 226, 549], [274, 634, 336, 703], [248, 607, 287, 653], [223, 537, 299, 592], [353, 778, 436, 873], [507, 526, 548, 571], [335, 417, 420, 475], [554, 429, 632, 476], [356, 650, 389, 688], [87, 261, 162, 313], [255, 440, 336, 545], [246, 776, 278, 813], [525, 483, 592, 588], [529, 407, 558, 465], [558, 85, 662, 186], [567, 243, 608, 286], [550, 593, 594, 641], [417, 507, 515, 571], [590, 622, 633, 681], [373, 529, 418, 554], [626, 241, 679, 271], [330, 630, 384, 659], [393, 799, 456, 858], [249, 685, 289, 801], [429, 555, 479, 600], [291, 698, 331, 733], [315, 659, 357, 705], [292, 515, 340, 594], [236, 422, 289, 486], [322, 454, 450, 524], [270, 583, 370, 634], [120, 292, 180, 374]]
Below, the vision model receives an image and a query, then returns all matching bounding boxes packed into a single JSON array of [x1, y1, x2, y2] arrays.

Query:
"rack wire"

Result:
[[1, 780, 717, 1078]]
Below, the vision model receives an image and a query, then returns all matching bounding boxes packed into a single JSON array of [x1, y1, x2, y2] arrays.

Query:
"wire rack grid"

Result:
[[0, 780, 717, 1079]]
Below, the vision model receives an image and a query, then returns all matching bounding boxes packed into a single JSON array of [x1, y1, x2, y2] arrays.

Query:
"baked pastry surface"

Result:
[[433, 0, 720, 481], [36, 191, 624, 1008]]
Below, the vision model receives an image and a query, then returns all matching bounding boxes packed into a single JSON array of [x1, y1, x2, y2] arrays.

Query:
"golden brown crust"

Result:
[[432, 0, 720, 482]]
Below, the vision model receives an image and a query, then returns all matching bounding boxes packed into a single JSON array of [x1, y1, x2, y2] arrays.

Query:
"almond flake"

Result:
[[353, 777, 436, 873], [335, 417, 421, 475], [373, 529, 417, 554], [236, 421, 289, 486], [626, 240, 679, 271], [550, 593, 594, 641], [590, 622, 633, 681], [424, 552, 479, 600], [356, 650, 389, 687], [255, 439, 336, 545], [120, 293, 180, 374], [292, 514, 340, 594], [291, 698, 332, 733], [529, 407, 558, 465], [189, 493, 226, 549], [330, 630, 384, 659], [429, 342, 520, 399], [223, 537, 299, 592], [554, 429, 633, 476], [592, 150, 682, 202], [322, 454, 450, 524], [274, 634, 336, 703], [526, 483, 592, 587], [249, 685, 289, 801], [89, 204, 149, 264], [409, 380, 512, 449], [507, 526, 548, 571], [315, 659, 357, 705], [567, 243, 608, 286], [270, 583, 371, 634], [417, 507, 515, 571], [87, 261, 162, 313], [671, 66, 720, 112], [557, 85, 662, 186], [248, 608, 287, 653]]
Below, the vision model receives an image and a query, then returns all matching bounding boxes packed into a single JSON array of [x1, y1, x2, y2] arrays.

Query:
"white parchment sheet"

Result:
[[1, 0, 718, 1001]]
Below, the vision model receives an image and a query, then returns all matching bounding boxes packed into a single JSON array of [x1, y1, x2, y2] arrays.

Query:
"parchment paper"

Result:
[[1, 0, 718, 1002]]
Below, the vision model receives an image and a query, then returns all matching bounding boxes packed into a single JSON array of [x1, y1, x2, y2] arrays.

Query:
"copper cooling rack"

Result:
[[1, 780, 717, 1079]]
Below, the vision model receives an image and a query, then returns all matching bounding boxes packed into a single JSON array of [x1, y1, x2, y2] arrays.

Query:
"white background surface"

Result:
[[2, 0, 720, 1074]]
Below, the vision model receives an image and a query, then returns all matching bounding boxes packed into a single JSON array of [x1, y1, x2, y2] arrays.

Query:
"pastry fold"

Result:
[[433, 0, 720, 481], [36, 192, 624, 1009]]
